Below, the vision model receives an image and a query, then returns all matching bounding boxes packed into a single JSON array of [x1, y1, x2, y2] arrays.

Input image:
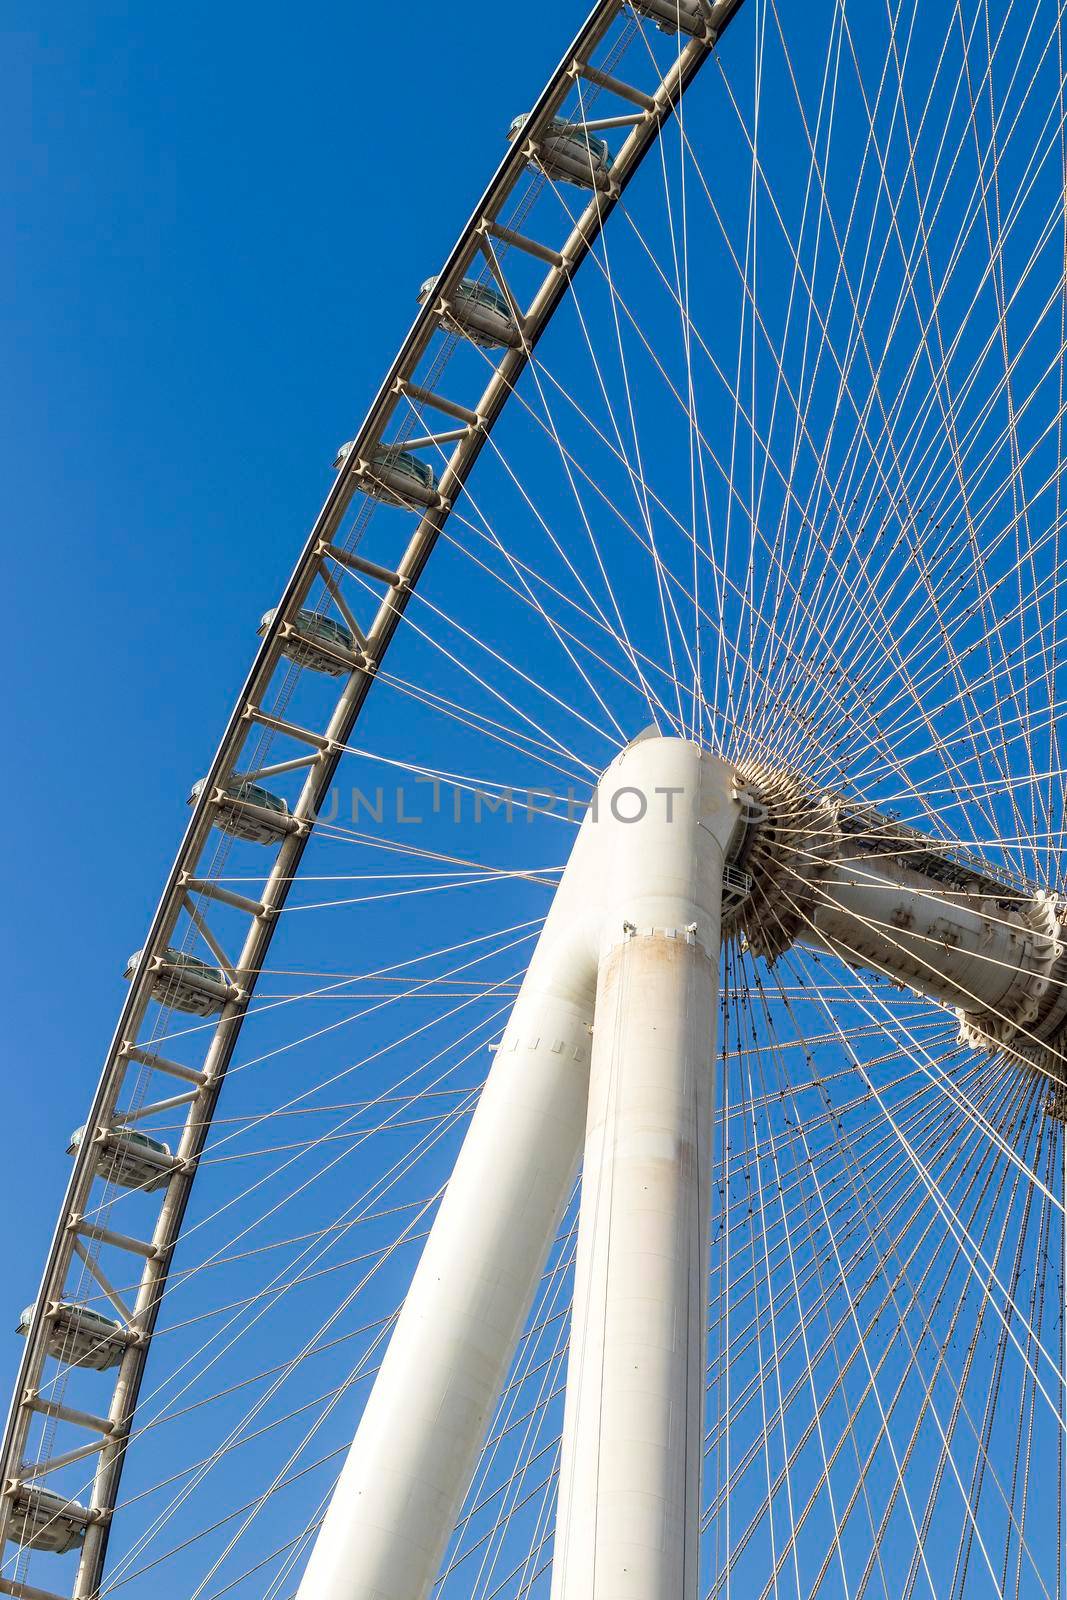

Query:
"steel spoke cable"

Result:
[[777, 880, 1067, 1421], [760, 0, 1064, 707], [704, 1038, 982, 1407], [701, 1030, 1017, 1545], [569, 74, 694, 732], [726, 3, 1067, 825], [378, 397, 652, 744], [761, 963, 1049, 1600]]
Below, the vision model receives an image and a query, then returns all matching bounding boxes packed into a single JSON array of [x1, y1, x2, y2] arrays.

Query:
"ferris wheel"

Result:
[[5, 0, 1067, 1595]]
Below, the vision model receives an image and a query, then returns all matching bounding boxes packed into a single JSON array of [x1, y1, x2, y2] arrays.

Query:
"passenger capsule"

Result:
[[124, 946, 230, 1016], [67, 1124, 175, 1192], [627, 0, 709, 33], [6, 1486, 90, 1554], [258, 606, 357, 677], [361, 445, 440, 508], [333, 442, 439, 507], [508, 113, 613, 189], [417, 275, 519, 350], [189, 776, 291, 845], [17, 1301, 129, 1371]]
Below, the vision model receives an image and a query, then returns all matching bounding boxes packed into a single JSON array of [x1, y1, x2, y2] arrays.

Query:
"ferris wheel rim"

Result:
[[0, 3, 751, 1593]]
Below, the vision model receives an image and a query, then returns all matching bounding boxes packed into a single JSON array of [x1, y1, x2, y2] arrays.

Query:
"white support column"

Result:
[[298, 735, 740, 1600], [295, 752, 608, 1600], [551, 929, 716, 1596], [550, 740, 736, 1600], [294, 968, 594, 1600]]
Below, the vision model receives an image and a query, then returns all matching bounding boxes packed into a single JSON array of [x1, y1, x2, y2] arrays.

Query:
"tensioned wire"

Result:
[[766, 953, 1057, 1599], [24, 921, 541, 1420], [713, 953, 1017, 1593], [18, 6, 1067, 1593], [444, 136, 1067, 857], [102, 960, 979, 1587], [703, 960, 1017, 1587]]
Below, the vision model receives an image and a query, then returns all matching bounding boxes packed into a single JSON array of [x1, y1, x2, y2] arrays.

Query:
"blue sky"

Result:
[[1, 0, 582, 1355], [4, 5, 1064, 1592]]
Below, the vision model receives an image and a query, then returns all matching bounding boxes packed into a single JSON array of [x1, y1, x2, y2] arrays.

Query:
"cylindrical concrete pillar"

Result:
[[550, 928, 717, 1600], [294, 974, 594, 1600], [297, 737, 741, 1600], [549, 736, 737, 1600]]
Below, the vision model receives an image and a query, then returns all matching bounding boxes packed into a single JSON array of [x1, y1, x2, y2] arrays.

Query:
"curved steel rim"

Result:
[[0, 4, 747, 1595]]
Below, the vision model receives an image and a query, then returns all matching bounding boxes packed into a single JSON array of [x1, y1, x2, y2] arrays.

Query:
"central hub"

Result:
[[725, 761, 1067, 1092]]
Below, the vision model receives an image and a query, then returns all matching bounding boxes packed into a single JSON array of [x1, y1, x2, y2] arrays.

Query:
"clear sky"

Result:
[[4, 6, 1063, 1594], [1, 1, 587, 1356]]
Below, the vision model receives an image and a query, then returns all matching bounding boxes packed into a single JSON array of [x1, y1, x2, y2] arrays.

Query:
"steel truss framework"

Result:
[[0, 4, 746, 1596], [5, 0, 1067, 1595]]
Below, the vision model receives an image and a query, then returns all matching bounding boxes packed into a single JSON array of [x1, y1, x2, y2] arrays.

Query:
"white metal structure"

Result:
[[299, 737, 741, 1599], [297, 736, 1067, 1599], [5, 0, 1067, 1595]]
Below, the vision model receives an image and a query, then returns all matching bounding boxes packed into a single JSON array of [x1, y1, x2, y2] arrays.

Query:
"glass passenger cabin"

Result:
[[67, 1124, 175, 1193], [258, 606, 358, 677], [417, 275, 519, 349], [508, 113, 613, 189], [17, 1300, 129, 1371], [189, 776, 291, 845]]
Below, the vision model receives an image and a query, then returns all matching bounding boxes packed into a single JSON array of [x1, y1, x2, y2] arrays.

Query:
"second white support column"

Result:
[[550, 929, 717, 1598], [550, 737, 735, 1600]]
